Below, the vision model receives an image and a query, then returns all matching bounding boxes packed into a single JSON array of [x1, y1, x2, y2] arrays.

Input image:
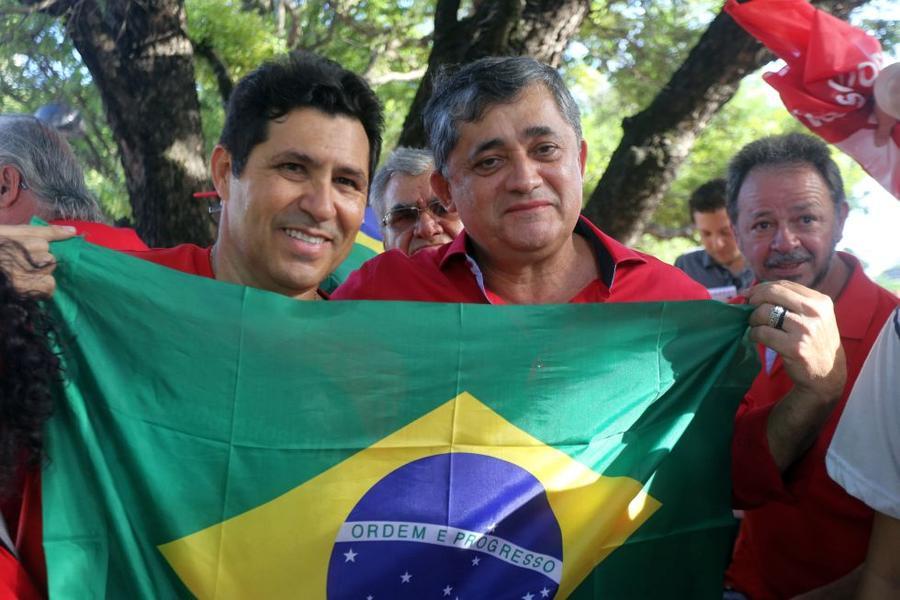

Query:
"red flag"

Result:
[[725, 0, 899, 199]]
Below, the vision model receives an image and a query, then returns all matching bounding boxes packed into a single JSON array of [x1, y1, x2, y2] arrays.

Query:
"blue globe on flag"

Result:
[[327, 452, 562, 599]]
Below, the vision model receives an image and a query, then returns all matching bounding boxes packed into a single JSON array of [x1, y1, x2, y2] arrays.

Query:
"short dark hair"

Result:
[[726, 133, 845, 224], [219, 51, 384, 180], [688, 178, 727, 220], [423, 56, 581, 174]]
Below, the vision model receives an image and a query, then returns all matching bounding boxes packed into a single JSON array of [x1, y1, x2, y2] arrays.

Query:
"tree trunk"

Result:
[[397, 0, 589, 148], [24, 0, 213, 246], [582, 0, 871, 245]]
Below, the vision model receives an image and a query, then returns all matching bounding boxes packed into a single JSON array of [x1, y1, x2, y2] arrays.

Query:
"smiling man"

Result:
[[369, 147, 463, 255], [725, 133, 899, 599], [333, 57, 707, 304], [0, 50, 384, 599], [135, 51, 383, 300]]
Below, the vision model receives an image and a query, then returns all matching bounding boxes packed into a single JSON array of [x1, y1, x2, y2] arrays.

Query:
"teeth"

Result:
[[284, 228, 326, 245]]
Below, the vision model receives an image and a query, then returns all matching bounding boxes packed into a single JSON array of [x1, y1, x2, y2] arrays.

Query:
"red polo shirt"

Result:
[[727, 252, 900, 599], [332, 216, 709, 303], [52, 220, 148, 252], [129, 243, 215, 278]]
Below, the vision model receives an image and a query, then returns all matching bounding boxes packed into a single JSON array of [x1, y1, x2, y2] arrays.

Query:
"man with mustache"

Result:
[[369, 147, 463, 255], [725, 133, 899, 599]]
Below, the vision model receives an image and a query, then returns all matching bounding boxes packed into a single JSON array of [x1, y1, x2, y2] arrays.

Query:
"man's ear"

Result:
[[430, 170, 454, 212], [209, 146, 233, 203], [0, 165, 24, 209], [834, 200, 850, 242], [578, 139, 588, 176]]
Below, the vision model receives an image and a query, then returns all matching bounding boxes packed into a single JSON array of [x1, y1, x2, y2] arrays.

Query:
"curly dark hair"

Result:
[[0, 240, 60, 498]]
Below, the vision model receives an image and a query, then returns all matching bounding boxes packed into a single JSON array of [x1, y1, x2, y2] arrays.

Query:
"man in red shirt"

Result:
[[333, 57, 711, 304], [0, 52, 384, 598], [725, 133, 899, 599]]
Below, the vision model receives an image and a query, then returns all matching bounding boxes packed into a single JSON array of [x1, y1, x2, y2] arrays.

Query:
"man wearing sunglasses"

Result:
[[369, 147, 463, 255]]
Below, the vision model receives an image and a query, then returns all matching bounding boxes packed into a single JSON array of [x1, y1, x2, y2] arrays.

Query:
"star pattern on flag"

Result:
[[522, 593, 534, 600], [343, 548, 357, 563], [471, 556, 480, 566], [540, 587, 550, 597], [400, 571, 412, 583], [443, 585, 453, 596]]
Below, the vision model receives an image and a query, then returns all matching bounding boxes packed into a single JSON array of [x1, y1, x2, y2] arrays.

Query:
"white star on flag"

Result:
[[343, 548, 357, 563], [443, 585, 453, 596], [522, 593, 534, 600], [400, 571, 412, 583], [471, 556, 480, 566], [540, 587, 551, 597]]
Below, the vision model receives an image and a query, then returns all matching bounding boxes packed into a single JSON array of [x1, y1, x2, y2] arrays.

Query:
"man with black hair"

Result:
[[134, 50, 383, 300], [674, 178, 752, 299], [0, 50, 384, 598]]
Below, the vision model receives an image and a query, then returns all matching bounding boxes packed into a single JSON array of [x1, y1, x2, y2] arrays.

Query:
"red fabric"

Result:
[[333, 216, 709, 303], [727, 252, 900, 599], [128, 243, 215, 278], [50, 220, 148, 252], [725, 0, 900, 198]]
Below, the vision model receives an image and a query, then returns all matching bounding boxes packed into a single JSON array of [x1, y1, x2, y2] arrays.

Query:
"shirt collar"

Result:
[[439, 215, 646, 291]]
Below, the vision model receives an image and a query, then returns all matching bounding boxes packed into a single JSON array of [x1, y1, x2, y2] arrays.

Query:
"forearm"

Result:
[[766, 386, 839, 472], [857, 513, 900, 600]]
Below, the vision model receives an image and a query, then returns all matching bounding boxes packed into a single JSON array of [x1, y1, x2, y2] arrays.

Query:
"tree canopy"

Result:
[[0, 0, 894, 255]]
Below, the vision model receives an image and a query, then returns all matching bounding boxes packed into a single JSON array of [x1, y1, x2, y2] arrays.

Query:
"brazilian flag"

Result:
[[43, 236, 757, 599]]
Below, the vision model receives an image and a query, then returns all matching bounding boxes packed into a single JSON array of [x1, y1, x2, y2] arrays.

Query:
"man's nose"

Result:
[[414, 210, 443, 238], [506, 156, 541, 194], [770, 223, 800, 252], [298, 178, 338, 221]]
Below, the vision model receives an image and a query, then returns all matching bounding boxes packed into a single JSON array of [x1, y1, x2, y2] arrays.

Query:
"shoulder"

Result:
[[51, 219, 149, 252], [332, 247, 448, 301], [617, 249, 711, 301], [674, 248, 705, 269], [127, 244, 214, 278]]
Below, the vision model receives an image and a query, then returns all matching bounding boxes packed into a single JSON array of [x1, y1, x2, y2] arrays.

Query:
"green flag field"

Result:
[[43, 236, 757, 598]]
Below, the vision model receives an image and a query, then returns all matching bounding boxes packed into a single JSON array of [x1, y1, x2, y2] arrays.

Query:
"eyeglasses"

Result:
[[381, 198, 459, 230]]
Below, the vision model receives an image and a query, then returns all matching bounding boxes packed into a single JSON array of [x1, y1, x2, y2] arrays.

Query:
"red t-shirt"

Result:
[[128, 243, 215, 278], [332, 216, 709, 303], [727, 253, 900, 599], [51, 220, 148, 252]]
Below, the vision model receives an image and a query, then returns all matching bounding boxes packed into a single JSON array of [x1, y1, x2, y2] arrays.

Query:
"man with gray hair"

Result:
[[334, 56, 707, 303], [370, 146, 462, 255], [0, 114, 147, 290]]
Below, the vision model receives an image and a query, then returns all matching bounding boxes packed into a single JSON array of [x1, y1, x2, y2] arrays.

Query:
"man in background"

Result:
[[726, 133, 899, 599], [369, 146, 462, 255], [674, 178, 752, 300]]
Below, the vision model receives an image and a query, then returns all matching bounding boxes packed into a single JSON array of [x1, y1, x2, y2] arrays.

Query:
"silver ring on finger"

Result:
[[767, 305, 787, 331]]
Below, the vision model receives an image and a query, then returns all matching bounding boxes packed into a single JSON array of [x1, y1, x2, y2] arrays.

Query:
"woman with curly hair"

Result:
[[0, 239, 60, 599]]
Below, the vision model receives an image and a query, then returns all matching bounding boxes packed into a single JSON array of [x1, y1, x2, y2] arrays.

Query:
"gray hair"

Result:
[[423, 56, 582, 174], [0, 114, 103, 222], [726, 133, 845, 224], [369, 146, 435, 221]]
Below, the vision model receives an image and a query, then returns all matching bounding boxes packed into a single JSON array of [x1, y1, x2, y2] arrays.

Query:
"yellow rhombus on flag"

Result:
[[159, 392, 661, 598]]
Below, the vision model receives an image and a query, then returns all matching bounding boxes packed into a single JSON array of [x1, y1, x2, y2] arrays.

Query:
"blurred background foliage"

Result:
[[0, 0, 895, 265]]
